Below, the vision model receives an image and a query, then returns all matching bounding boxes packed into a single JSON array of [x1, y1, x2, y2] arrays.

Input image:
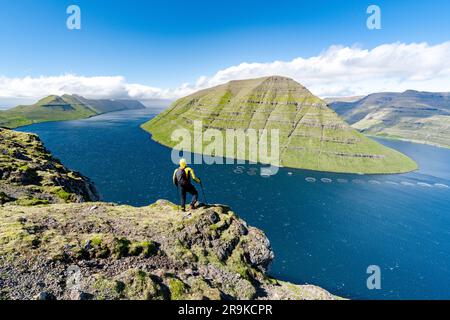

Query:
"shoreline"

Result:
[[366, 133, 450, 150], [12, 107, 158, 131], [141, 124, 419, 176]]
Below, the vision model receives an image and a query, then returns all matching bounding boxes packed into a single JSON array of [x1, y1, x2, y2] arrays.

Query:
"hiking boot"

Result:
[[183, 212, 192, 220], [190, 204, 197, 210]]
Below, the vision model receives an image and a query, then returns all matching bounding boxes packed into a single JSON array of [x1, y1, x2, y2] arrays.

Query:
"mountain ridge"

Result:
[[142, 76, 417, 174], [0, 94, 146, 129], [329, 90, 450, 148]]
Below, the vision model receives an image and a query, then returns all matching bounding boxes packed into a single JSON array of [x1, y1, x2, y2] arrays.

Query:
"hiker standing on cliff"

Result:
[[173, 158, 201, 212]]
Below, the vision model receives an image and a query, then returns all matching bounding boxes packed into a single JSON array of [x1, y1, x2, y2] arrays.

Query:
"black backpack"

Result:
[[175, 168, 190, 187]]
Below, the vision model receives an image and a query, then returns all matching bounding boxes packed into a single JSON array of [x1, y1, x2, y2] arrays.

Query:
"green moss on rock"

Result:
[[92, 276, 125, 300], [121, 270, 165, 300], [15, 198, 49, 206], [112, 237, 131, 259], [129, 241, 158, 257], [168, 278, 187, 300]]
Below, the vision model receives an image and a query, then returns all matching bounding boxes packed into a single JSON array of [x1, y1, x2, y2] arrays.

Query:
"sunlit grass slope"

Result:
[[142, 76, 417, 174]]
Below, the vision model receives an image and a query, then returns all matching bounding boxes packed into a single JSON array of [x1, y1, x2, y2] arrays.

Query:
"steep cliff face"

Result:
[[0, 128, 99, 205], [0, 201, 337, 300], [0, 129, 337, 300]]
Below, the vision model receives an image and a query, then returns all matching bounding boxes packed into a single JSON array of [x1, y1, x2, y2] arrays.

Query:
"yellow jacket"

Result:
[[173, 167, 201, 186]]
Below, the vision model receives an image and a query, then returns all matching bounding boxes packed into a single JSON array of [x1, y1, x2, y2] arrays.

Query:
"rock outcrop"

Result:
[[0, 128, 99, 205], [0, 200, 337, 300]]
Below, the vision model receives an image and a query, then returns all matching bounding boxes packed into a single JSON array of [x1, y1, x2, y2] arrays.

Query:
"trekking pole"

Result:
[[200, 181, 208, 205]]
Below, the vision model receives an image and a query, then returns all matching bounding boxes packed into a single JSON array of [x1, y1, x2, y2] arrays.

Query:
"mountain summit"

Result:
[[142, 76, 417, 174]]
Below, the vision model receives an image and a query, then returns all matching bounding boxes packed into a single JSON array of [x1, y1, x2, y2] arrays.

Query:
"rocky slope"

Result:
[[0, 201, 337, 300], [0, 128, 337, 300], [142, 76, 417, 174], [330, 90, 450, 148], [0, 128, 99, 205], [0, 94, 146, 129]]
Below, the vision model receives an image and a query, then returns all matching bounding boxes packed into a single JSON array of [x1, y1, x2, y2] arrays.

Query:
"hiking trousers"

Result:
[[179, 184, 198, 209]]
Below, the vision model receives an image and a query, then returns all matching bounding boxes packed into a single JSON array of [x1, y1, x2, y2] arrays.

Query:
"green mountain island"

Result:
[[0, 94, 146, 129], [0, 128, 338, 300], [142, 76, 417, 174], [329, 90, 450, 149]]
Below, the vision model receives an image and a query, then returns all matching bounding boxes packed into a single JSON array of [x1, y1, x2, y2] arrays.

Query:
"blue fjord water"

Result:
[[17, 108, 450, 300]]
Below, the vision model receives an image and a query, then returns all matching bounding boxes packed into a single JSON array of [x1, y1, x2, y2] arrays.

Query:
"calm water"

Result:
[[18, 109, 450, 300]]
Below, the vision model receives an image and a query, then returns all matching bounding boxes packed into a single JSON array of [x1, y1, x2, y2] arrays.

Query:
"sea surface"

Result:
[[17, 108, 450, 300]]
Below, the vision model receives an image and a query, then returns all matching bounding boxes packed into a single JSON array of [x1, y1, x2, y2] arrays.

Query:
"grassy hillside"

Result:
[[0, 94, 146, 129], [330, 91, 450, 148], [72, 94, 147, 114], [142, 76, 417, 174]]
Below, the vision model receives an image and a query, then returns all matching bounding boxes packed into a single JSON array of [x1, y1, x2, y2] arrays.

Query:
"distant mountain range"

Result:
[[0, 94, 146, 129], [324, 96, 364, 104], [142, 76, 417, 174], [329, 90, 450, 148]]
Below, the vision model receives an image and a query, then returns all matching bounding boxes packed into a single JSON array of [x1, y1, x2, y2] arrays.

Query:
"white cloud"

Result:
[[0, 75, 127, 100], [1, 41, 450, 108], [198, 41, 450, 97]]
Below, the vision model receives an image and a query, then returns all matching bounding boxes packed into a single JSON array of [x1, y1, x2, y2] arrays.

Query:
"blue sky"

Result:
[[0, 0, 449, 105]]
